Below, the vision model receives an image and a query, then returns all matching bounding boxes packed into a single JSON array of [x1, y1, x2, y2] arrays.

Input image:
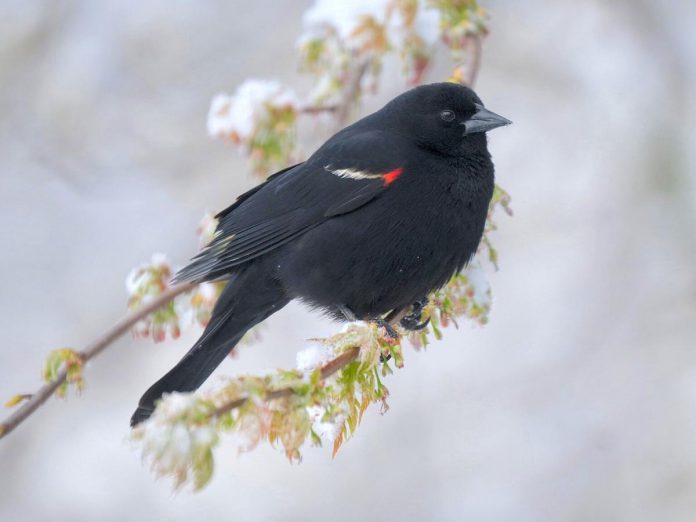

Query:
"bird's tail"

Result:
[[130, 260, 289, 426]]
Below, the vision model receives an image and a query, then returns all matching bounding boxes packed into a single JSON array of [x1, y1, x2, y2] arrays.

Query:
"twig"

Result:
[[0, 283, 195, 439], [335, 57, 371, 127], [453, 34, 484, 87], [299, 104, 339, 114], [212, 309, 406, 419], [297, 57, 369, 127]]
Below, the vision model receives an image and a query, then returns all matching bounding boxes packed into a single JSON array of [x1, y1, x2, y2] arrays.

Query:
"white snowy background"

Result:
[[1, 1, 695, 521]]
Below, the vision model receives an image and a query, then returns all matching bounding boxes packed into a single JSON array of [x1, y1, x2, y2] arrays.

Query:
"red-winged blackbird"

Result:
[[131, 82, 510, 426]]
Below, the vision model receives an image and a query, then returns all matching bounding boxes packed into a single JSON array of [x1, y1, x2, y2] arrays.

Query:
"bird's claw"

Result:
[[374, 317, 399, 342], [400, 315, 431, 331], [372, 317, 399, 363], [399, 297, 430, 331]]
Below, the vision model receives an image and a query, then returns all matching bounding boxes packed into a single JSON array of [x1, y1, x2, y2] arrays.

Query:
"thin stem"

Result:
[[453, 34, 484, 87], [298, 56, 369, 127], [0, 283, 195, 439], [467, 34, 483, 86], [299, 104, 339, 114], [335, 57, 371, 127]]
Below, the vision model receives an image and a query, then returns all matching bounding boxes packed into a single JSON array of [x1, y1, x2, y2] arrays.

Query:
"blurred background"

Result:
[[1, 1, 695, 520]]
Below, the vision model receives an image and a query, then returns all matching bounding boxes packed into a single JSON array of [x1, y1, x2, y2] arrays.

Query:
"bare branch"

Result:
[[452, 34, 484, 87], [335, 57, 371, 127], [0, 283, 195, 439], [299, 104, 339, 114]]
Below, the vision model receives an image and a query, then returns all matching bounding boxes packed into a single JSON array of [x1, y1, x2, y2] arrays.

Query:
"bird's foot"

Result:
[[399, 297, 430, 331], [373, 317, 399, 342], [371, 317, 400, 362]]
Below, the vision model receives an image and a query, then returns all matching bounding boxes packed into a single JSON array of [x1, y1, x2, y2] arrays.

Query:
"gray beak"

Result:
[[463, 103, 512, 135]]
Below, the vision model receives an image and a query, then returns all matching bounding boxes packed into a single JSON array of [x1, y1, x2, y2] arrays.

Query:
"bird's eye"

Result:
[[440, 110, 456, 122]]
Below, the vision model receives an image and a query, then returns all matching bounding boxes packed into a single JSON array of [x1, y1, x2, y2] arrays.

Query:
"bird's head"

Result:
[[382, 82, 511, 156]]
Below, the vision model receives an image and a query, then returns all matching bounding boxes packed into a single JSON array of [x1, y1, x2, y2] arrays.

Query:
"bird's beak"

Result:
[[462, 104, 512, 135]]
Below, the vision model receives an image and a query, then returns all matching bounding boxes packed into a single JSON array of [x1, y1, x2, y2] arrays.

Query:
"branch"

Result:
[[213, 346, 361, 419], [452, 33, 484, 87], [211, 308, 405, 419], [0, 283, 195, 439], [298, 104, 339, 114], [335, 57, 371, 127]]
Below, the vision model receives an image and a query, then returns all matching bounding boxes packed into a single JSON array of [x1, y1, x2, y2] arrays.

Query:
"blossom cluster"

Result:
[[126, 253, 181, 341], [208, 0, 488, 177], [42, 348, 84, 397], [431, 0, 489, 59], [298, 0, 487, 99], [125, 213, 227, 342], [207, 80, 301, 176], [131, 392, 218, 490], [298, 0, 441, 101]]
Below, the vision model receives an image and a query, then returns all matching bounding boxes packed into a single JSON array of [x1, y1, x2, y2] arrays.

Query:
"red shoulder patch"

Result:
[[383, 167, 404, 186]]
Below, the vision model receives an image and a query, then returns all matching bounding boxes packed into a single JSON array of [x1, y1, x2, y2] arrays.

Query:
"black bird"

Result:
[[131, 82, 510, 426]]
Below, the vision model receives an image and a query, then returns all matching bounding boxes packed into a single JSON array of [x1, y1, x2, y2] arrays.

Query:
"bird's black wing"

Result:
[[173, 130, 407, 283]]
